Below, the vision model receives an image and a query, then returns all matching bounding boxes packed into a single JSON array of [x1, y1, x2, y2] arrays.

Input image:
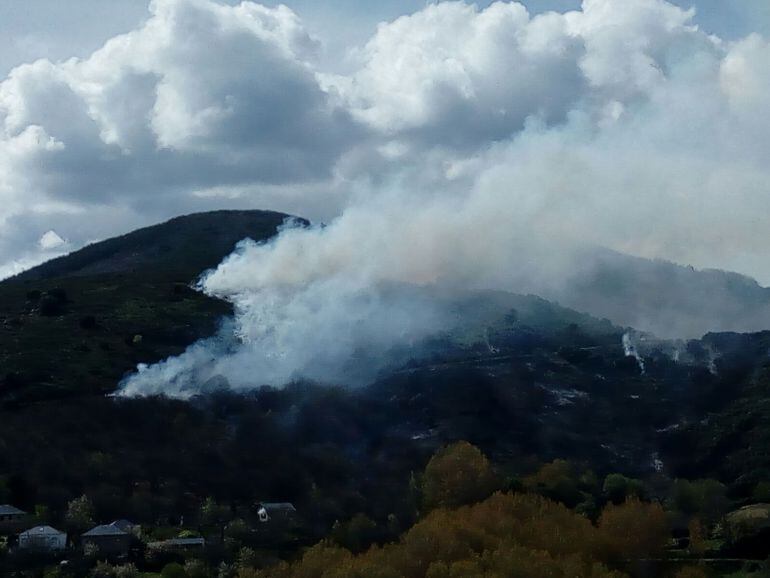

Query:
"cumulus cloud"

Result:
[[0, 0, 359, 274]]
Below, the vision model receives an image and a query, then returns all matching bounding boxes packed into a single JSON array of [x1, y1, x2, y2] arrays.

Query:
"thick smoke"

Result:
[[5, 0, 767, 395]]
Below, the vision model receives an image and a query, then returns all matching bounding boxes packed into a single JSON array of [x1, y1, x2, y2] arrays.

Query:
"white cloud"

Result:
[[38, 230, 66, 250], [0, 0, 359, 275]]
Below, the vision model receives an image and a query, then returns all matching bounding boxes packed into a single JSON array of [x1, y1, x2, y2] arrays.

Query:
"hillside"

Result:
[[558, 248, 770, 338], [0, 210, 293, 405], [3, 212, 770, 576], [3, 209, 770, 489]]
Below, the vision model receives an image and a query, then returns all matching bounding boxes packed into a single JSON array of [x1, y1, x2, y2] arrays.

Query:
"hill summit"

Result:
[[0, 210, 293, 404]]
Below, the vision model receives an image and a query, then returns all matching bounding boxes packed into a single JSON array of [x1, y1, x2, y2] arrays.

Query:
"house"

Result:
[[0, 505, 28, 534], [148, 537, 205, 552], [82, 522, 133, 557], [256, 502, 297, 524], [18, 526, 67, 552], [111, 519, 140, 536]]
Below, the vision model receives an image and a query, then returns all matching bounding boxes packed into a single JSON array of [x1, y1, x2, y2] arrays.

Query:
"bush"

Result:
[[161, 562, 187, 578], [39, 295, 65, 317]]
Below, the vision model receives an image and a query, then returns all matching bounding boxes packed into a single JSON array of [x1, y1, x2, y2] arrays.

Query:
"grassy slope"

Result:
[[0, 210, 292, 404]]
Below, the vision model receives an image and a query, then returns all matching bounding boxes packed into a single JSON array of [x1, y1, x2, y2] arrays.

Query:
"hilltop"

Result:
[[0, 210, 293, 404]]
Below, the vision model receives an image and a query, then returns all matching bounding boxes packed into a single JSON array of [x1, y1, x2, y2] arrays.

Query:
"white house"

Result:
[[18, 526, 67, 552]]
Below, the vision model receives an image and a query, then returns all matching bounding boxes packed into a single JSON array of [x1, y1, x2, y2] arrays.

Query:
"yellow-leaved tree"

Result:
[[421, 441, 499, 510]]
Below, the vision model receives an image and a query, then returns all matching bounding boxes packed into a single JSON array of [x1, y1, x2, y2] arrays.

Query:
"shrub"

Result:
[[161, 562, 187, 578]]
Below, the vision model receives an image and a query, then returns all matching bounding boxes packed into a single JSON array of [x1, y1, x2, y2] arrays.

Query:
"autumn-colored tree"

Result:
[[242, 492, 641, 578], [421, 441, 499, 510], [688, 517, 707, 556], [598, 498, 669, 561], [674, 566, 709, 578]]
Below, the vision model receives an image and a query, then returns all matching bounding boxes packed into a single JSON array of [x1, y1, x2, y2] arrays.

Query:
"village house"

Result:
[[82, 522, 134, 557], [18, 526, 67, 552], [111, 519, 140, 537], [0, 505, 28, 534]]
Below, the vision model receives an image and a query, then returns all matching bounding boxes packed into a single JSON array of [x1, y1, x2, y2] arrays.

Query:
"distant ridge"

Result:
[[557, 248, 770, 338]]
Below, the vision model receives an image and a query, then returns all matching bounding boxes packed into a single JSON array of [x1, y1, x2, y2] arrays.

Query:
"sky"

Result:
[[1, 0, 770, 287]]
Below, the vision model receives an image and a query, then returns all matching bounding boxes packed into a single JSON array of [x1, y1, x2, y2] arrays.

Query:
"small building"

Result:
[[256, 502, 297, 524], [18, 526, 67, 552], [82, 522, 133, 557], [111, 519, 140, 536], [0, 505, 28, 534], [148, 537, 205, 552]]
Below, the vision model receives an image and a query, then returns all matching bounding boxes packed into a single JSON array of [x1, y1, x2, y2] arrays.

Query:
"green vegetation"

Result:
[[0, 210, 290, 403]]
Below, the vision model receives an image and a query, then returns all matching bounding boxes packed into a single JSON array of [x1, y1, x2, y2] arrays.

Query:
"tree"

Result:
[[602, 474, 645, 505], [524, 460, 588, 508], [753, 481, 770, 503], [688, 518, 707, 556], [598, 498, 669, 560], [200, 496, 230, 541], [421, 442, 499, 510], [670, 479, 728, 523], [331, 513, 379, 553], [66, 494, 95, 532]]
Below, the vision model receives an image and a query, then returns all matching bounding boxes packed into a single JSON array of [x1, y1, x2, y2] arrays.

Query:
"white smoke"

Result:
[[622, 332, 646, 374], [105, 0, 770, 396]]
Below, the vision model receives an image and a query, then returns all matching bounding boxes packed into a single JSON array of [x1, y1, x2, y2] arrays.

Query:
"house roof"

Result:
[[83, 522, 129, 537], [111, 519, 136, 532], [0, 504, 26, 516], [20, 525, 65, 537]]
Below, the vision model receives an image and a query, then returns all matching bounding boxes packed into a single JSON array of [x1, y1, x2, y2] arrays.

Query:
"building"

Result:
[[82, 522, 133, 557], [256, 502, 297, 524], [111, 519, 140, 536], [0, 505, 28, 534], [18, 526, 67, 552]]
